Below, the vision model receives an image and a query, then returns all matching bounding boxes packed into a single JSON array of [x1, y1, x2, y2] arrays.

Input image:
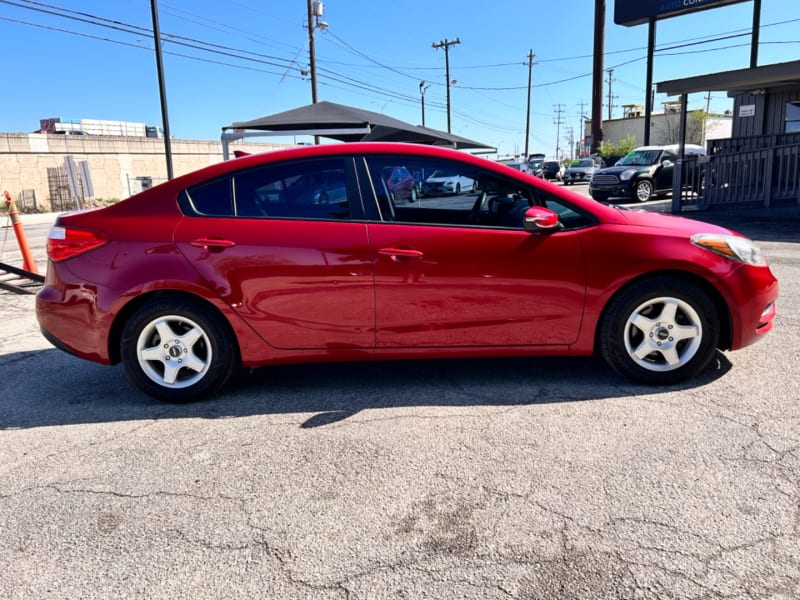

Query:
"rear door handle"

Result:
[[378, 247, 424, 261], [190, 237, 236, 251]]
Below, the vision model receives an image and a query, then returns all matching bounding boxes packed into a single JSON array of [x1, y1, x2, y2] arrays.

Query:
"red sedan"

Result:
[[36, 143, 778, 401]]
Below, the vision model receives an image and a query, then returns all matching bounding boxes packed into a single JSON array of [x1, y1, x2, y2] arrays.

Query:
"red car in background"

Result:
[[383, 165, 417, 202], [36, 143, 778, 402]]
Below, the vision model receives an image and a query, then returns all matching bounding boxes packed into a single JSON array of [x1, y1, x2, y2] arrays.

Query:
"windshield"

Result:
[[577, 159, 594, 168], [618, 149, 662, 166]]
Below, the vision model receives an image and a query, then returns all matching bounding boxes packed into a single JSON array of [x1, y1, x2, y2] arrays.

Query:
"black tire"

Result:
[[409, 188, 417, 203], [455, 183, 461, 194], [598, 278, 720, 385], [634, 179, 654, 202], [121, 298, 238, 402]]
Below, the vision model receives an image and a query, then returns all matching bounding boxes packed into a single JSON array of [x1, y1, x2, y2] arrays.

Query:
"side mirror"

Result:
[[523, 206, 560, 233], [662, 159, 673, 167]]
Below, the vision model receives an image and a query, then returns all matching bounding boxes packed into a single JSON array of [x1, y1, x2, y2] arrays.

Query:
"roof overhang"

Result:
[[220, 101, 496, 157], [657, 60, 800, 97]]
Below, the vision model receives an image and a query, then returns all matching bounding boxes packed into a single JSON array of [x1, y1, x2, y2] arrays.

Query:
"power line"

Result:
[[5, 0, 800, 145]]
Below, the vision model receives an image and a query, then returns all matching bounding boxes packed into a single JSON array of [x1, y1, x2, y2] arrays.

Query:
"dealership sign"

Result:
[[615, 0, 751, 26]]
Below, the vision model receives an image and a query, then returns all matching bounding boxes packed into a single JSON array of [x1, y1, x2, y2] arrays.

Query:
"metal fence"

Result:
[[674, 136, 800, 211], [46, 167, 79, 212]]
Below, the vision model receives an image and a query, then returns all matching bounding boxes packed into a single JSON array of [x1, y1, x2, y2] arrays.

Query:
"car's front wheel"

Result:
[[121, 299, 238, 402], [599, 278, 720, 384], [634, 179, 654, 202]]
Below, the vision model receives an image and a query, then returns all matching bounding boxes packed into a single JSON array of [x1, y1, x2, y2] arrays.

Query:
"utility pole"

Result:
[[702, 90, 713, 145], [432, 37, 460, 133], [565, 126, 575, 160], [591, 0, 605, 153], [307, 0, 319, 104], [150, 0, 173, 180], [577, 99, 588, 157], [306, 0, 328, 144], [524, 49, 534, 159], [606, 68, 616, 120], [554, 104, 565, 160]]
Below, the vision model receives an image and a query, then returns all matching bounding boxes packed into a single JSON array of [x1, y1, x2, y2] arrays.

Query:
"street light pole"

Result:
[[432, 38, 460, 133], [419, 81, 431, 127]]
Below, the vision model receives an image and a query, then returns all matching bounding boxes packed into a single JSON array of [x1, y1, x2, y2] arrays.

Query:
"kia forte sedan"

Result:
[[36, 143, 778, 402]]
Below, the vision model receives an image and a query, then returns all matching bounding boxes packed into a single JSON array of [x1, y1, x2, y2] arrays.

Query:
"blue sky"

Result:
[[1, 0, 799, 158]]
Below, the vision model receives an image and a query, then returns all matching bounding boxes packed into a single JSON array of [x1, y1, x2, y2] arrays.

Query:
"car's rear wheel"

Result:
[[409, 188, 417, 202], [599, 278, 719, 384], [634, 180, 654, 202], [121, 299, 237, 402]]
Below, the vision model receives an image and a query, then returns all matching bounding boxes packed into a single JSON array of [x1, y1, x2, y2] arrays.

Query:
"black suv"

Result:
[[589, 144, 706, 202], [542, 160, 563, 180]]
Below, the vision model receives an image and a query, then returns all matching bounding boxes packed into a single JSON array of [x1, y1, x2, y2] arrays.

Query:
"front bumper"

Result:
[[589, 182, 635, 198], [723, 263, 779, 350]]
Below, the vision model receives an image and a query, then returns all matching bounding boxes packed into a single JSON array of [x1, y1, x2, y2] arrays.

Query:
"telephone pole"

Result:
[[607, 68, 616, 120], [554, 104, 565, 160], [577, 99, 588, 157], [591, 0, 605, 153], [432, 37, 460, 133], [150, 0, 173, 179], [524, 49, 534, 159]]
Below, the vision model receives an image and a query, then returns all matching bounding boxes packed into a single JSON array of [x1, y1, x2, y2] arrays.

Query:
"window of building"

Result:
[[785, 101, 800, 133]]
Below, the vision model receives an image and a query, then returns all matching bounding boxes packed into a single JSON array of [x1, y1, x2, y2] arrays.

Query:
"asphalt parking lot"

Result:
[[1, 204, 799, 598]]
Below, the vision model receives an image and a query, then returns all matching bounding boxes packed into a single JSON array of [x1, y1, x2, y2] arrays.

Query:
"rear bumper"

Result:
[[35, 261, 114, 365]]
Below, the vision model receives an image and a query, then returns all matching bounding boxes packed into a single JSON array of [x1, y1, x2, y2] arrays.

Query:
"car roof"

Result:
[[122, 141, 628, 225], [632, 144, 706, 154]]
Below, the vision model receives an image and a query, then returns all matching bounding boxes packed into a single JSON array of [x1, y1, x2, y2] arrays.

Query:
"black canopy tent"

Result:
[[221, 100, 495, 159]]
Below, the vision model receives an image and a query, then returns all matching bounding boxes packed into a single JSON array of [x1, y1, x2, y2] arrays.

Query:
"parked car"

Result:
[[589, 144, 707, 202], [543, 160, 564, 181], [562, 158, 598, 184], [279, 169, 347, 206], [383, 166, 417, 202], [36, 142, 778, 402], [527, 156, 545, 178], [420, 169, 475, 196], [499, 161, 530, 173]]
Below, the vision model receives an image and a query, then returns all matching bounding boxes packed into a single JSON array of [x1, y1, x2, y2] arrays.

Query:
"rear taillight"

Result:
[[47, 226, 109, 262]]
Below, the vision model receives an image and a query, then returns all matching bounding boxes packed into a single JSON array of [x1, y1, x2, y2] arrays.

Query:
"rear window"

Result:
[[184, 178, 233, 216]]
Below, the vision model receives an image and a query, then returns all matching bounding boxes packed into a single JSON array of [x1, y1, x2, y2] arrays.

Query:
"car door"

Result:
[[173, 156, 375, 350], [362, 155, 588, 348], [655, 150, 677, 192]]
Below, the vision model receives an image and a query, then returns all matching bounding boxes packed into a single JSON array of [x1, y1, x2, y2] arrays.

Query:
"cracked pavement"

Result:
[[1, 213, 798, 598]]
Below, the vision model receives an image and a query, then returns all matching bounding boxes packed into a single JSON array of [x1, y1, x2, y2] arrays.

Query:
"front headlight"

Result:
[[619, 169, 637, 181], [691, 233, 767, 266]]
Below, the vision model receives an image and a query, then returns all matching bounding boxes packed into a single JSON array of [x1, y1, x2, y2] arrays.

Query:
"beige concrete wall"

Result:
[[0, 133, 289, 212]]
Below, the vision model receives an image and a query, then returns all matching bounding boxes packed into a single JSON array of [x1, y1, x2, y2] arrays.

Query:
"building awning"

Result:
[[657, 59, 800, 96]]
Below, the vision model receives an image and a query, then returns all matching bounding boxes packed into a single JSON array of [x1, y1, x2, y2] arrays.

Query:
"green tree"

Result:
[[598, 134, 637, 162], [659, 110, 709, 145]]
